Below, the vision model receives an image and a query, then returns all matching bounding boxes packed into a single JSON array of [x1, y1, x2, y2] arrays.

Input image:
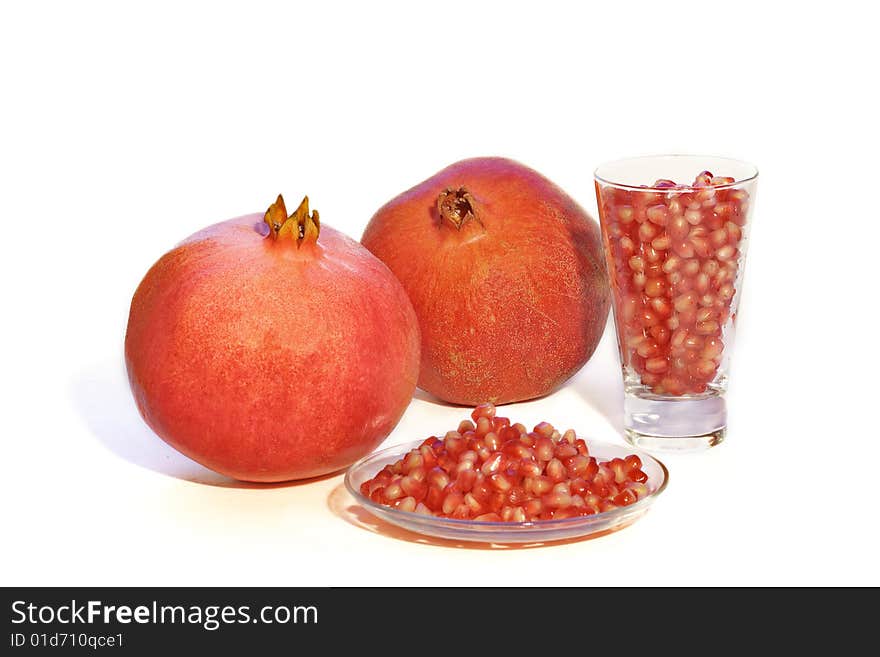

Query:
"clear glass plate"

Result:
[[344, 438, 669, 544]]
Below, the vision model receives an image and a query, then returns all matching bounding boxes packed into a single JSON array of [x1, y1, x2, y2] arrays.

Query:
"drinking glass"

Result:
[[594, 155, 758, 450]]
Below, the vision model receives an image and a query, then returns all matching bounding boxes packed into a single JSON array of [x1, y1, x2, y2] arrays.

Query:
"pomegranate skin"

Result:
[[362, 157, 609, 405], [125, 207, 420, 482]]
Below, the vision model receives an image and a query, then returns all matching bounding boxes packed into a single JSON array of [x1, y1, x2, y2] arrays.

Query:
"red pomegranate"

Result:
[[125, 195, 420, 482], [362, 157, 609, 405]]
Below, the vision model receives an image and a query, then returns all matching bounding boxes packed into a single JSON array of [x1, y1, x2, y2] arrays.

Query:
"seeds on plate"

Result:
[[359, 404, 650, 522]]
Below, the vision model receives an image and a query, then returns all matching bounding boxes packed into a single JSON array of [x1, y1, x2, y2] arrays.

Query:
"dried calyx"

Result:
[[437, 187, 479, 230], [264, 194, 320, 247]]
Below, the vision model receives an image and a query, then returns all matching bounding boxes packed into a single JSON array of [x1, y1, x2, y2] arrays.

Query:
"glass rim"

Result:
[[594, 154, 758, 192]]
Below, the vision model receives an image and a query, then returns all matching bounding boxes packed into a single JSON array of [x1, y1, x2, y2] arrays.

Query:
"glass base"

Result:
[[623, 392, 727, 452]]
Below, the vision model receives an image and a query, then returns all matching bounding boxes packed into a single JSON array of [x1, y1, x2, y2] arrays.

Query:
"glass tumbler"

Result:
[[594, 155, 758, 451]]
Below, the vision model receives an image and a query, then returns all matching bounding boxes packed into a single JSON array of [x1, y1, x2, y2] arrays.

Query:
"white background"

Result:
[[2, 1, 878, 586]]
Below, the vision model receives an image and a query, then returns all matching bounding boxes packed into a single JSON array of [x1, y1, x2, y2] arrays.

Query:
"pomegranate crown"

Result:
[[264, 194, 320, 246]]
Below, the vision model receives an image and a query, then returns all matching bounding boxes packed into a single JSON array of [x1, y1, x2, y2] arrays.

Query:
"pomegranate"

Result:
[[596, 172, 749, 395], [125, 195, 420, 482], [360, 403, 650, 521], [361, 157, 610, 405]]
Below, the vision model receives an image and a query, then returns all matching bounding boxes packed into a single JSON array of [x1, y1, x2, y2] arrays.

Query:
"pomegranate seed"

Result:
[[489, 473, 512, 492], [555, 443, 578, 459], [442, 491, 464, 515], [474, 512, 502, 522], [709, 227, 728, 248], [505, 486, 530, 506], [636, 340, 660, 359], [451, 504, 471, 519], [599, 500, 618, 513], [400, 476, 427, 501], [672, 240, 695, 258], [626, 482, 649, 498], [691, 236, 711, 257], [645, 357, 668, 374], [644, 278, 666, 298], [725, 221, 742, 242], [414, 502, 432, 515], [696, 320, 720, 335], [471, 402, 496, 421], [682, 259, 701, 276], [569, 477, 589, 496], [629, 469, 648, 484], [542, 490, 572, 509], [427, 467, 450, 490], [474, 443, 491, 461], [620, 236, 636, 253], [424, 485, 444, 510], [480, 452, 504, 476], [692, 359, 716, 380], [683, 333, 703, 350], [533, 421, 555, 438], [637, 222, 660, 245], [646, 205, 668, 226], [640, 309, 660, 327], [524, 498, 543, 519], [565, 455, 592, 478], [662, 255, 682, 273], [608, 459, 628, 484], [696, 308, 714, 323], [445, 432, 464, 456], [716, 245, 737, 261], [684, 208, 702, 225], [483, 431, 501, 451], [519, 459, 542, 478], [673, 292, 697, 313], [702, 337, 724, 359], [613, 489, 637, 507], [474, 416, 493, 437], [546, 458, 566, 482], [534, 436, 555, 462], [488, 492, 505, 512], [629, 256, 647, 275], [527, 475, 553, 496], [669, 216, 690, 240], [670, 328, 688, 349], [383, 482, 404, 501], [464, 493, 483, 514], [651, 234, 670, 250], [454, 468, 477, 493]]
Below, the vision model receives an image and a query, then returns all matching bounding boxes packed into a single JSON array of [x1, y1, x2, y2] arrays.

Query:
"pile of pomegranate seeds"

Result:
[[359, 403, 650, 522], [598, 171, 750, 395]]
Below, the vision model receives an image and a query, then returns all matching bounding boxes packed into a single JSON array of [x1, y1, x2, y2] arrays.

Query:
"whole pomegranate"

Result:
[[362, 157, 609, 405], [125, 195, 420, 482]]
